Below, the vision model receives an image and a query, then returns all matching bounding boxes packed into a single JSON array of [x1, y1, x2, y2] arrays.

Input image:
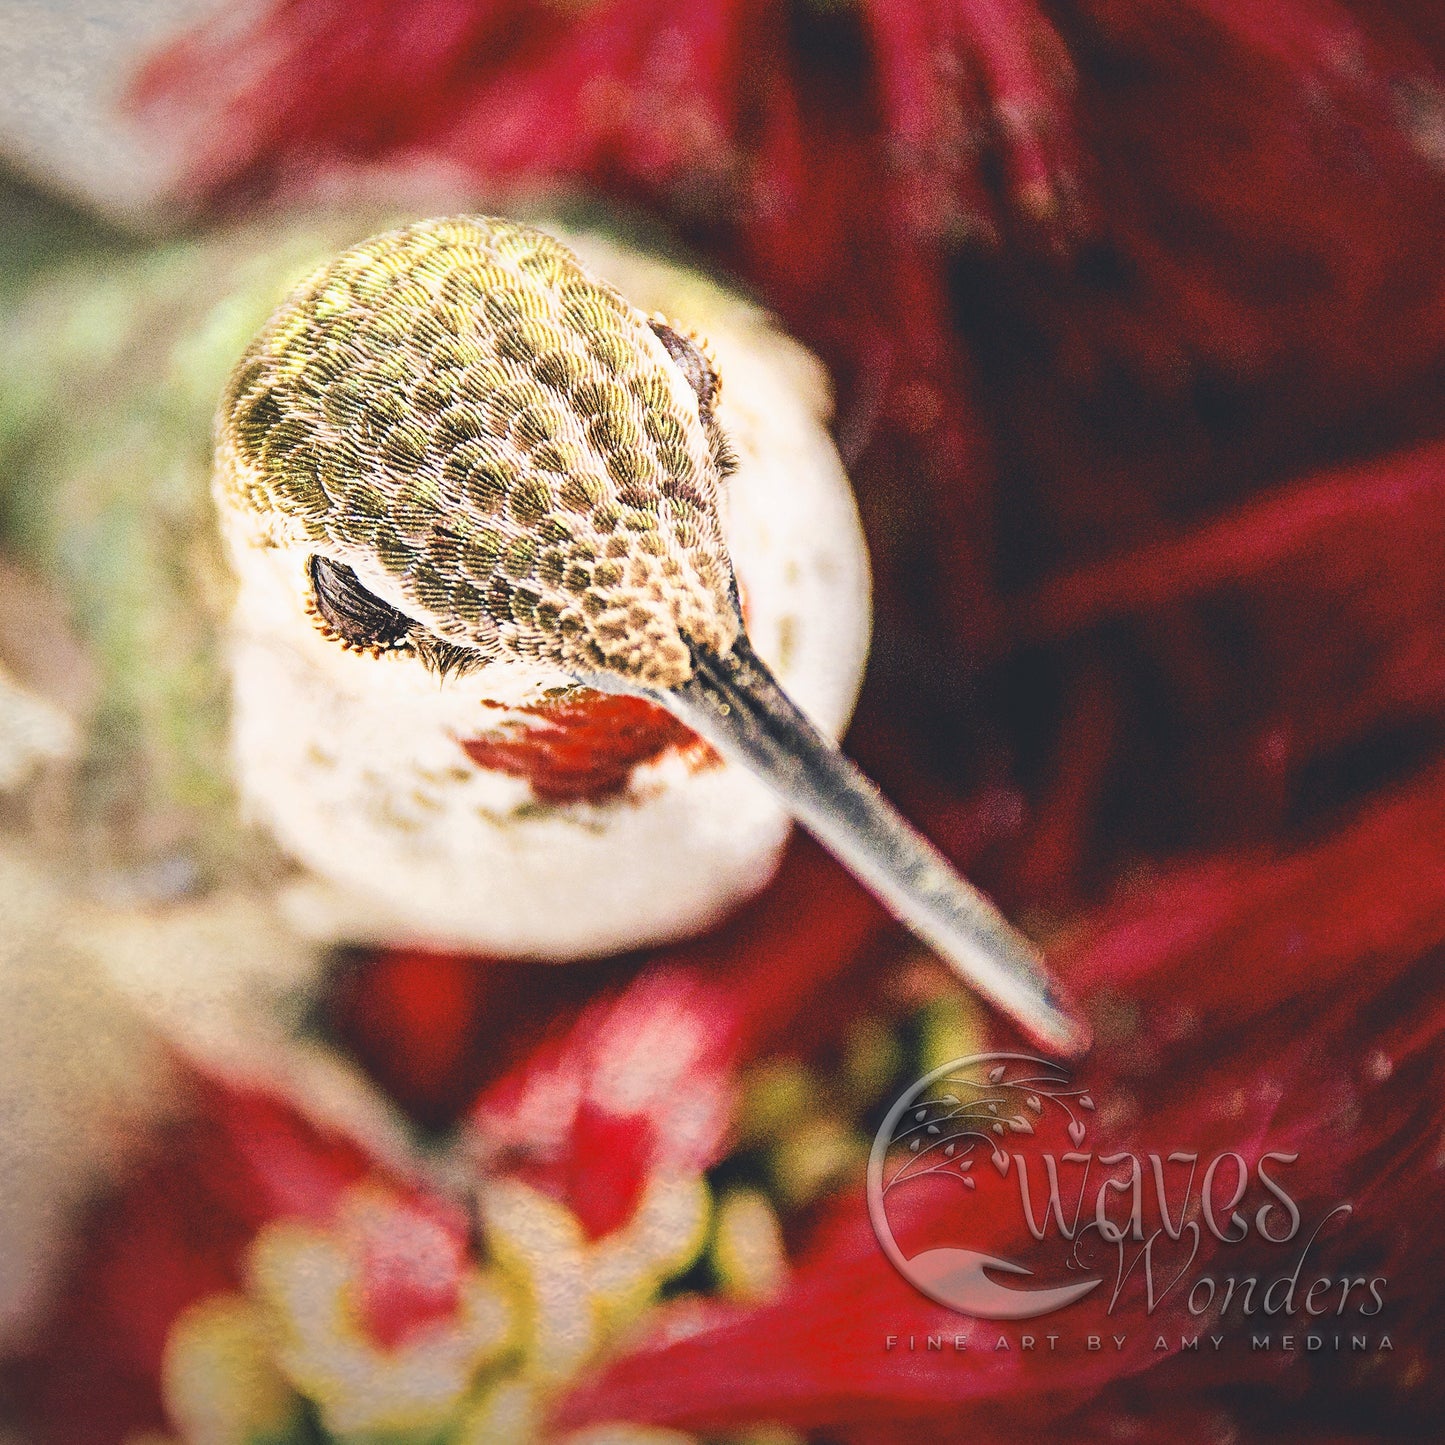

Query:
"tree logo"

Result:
[[867, 1053, 1104, 1320]]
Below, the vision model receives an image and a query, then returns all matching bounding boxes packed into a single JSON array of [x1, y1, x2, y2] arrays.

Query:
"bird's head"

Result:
[[215, 215, 740, 698]]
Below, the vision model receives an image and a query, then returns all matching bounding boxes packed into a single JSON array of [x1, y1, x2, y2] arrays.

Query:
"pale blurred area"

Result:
[[0, 0, 219, 225], [0, 2, 357, 1352]]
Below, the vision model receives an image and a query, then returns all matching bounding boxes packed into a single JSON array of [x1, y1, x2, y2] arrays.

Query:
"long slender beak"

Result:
[[653, 632, 1092, 1059]]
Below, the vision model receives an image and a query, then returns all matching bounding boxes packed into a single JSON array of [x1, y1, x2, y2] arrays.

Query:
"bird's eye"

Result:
[[649, 320, 719, 419], [307, 555, 414, 651]]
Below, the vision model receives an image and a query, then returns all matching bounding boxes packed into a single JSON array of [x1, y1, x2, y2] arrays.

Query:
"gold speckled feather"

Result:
[[218, 217, 737, 688]]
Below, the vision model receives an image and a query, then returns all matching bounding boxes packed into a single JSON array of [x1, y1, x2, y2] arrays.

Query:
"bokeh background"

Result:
[[2, 2, 1445, 1442]]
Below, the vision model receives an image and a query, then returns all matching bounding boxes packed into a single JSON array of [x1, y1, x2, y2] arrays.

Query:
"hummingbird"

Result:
[[0, 208, 1086, 1056]]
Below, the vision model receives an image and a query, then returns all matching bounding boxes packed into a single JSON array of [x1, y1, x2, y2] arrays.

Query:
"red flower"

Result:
[[556, 765, 1445, 1439], [3, 1080, 375, 1443]]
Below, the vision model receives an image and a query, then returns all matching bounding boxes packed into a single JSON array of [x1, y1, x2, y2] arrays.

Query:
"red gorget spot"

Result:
[[460, 691, 718, 804]]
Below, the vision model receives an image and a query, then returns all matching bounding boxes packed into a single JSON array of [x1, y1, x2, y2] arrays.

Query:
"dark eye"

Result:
[[308, 555, 413, 651], [649, 320, 719, 419]]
